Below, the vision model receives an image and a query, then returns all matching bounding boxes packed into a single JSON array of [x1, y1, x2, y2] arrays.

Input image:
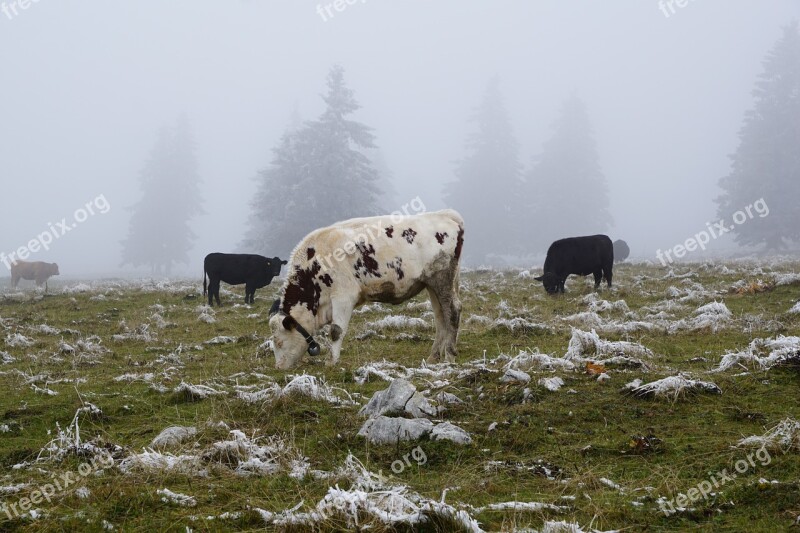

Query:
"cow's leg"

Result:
[[593, 270, 602, 289], [327, 298, 356, 366], [604, 264, 613, 288], [425, 272, 461, 364], [208, 278, 221, 306], [245, 283, 254, 304], [11, 275, 19, 288], [426, 288, 446, 362]]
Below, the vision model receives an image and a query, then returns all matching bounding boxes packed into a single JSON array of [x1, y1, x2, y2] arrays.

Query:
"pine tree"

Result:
[[443, 78, 523, 264], [120, 115, 204, 275], [242, 65, 386, 256], [717, 22, 800, 250], [523, 95, 611, 252]]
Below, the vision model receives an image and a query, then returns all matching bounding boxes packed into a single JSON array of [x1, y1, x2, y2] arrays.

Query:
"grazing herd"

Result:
[[6, 210, 630, 370]]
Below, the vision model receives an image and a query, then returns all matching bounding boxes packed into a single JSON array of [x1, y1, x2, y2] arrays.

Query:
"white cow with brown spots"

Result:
[[269, 209, 464, 369]]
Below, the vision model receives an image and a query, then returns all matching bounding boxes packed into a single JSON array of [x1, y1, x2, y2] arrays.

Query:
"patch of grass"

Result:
[[0, 262, 798, 531]]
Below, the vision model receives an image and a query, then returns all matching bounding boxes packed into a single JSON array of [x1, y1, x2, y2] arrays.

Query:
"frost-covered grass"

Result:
[[0, 260, 799, 531]]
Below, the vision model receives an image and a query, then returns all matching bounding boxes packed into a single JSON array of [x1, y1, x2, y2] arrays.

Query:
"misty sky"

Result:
[[2, 1, 798, 276]]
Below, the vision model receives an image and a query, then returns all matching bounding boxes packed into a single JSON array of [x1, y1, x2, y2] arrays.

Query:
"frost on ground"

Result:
[[237, 374, 356, 406], [772, 272, 800, 286], [111, 323, 155, 343], [565, 328, 654, 367], [174, 382, 225, 400], [121, 430, 310, 479], [197, 305, 216, 324], [491, 317, 552, 334], [158, 488, 197, 507], [628, 375, 722, 401], [366, 315, 430, 330], [204, 335, 237, 345], [151, 426, 198, 449], [505, 350, 576, 372], [669, 301, 732, 333], [666, 280, 717, 303], [25, 407, 121, 468], [737, 418, 800, 453], [254, 453, 483, 531], [539, 377, 565, 392], [714, 336, 800, 372], [281, 374, 357, 406], [5, 333, 34, 348]]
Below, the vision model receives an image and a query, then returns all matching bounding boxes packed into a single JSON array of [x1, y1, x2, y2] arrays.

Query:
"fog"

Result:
[[2, 0, 798, 277]]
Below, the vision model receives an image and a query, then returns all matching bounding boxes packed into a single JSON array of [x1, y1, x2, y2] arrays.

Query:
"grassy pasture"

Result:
[[0, 260, 798, 532]]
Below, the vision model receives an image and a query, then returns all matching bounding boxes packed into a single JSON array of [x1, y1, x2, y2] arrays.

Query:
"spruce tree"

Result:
[[443, 78, 523, 264], [120, 115, 204, 275], [242, 65, 385, 256], [523, 95, 611, 252], [717, 22, 800, 250]]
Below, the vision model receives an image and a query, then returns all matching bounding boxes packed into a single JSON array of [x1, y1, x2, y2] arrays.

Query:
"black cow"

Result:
[[534, 235, 613, 294], [203, 253, 287, 306], [613, 239, 630, 263]]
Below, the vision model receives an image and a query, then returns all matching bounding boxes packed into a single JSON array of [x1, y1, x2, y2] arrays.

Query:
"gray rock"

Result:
[[500, 369, 531, 383], [435, 391, 464, 405], [358, 378, 418, 418], [430, 422, 472, 445], [404, 391, 438, 419], [357, 416, 434, 445]]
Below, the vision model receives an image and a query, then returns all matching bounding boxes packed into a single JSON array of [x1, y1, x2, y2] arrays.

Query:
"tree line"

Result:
[[120, 22, 800, 273]]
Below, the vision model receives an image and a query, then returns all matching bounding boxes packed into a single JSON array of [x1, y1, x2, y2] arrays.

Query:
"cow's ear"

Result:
[[281, 260, 288, 265], [534, 276, 544, 281], [282, 316, 296, 330]]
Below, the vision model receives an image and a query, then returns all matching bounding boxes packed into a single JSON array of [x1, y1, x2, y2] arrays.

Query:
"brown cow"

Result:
[[10, 261, 60, 291]]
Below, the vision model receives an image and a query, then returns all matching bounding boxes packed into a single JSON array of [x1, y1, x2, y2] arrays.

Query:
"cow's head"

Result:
[[534, 272, 559, 294], [50, 263, 60, 276], [267, 257, 288, 277], [269, 313, 321, 369]]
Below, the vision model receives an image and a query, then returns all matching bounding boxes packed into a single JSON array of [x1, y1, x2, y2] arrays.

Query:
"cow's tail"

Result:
[[203, 268, 207, 296]]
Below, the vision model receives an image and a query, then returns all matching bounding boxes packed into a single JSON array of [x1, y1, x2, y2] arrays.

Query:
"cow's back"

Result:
[[544, 235, 612, 275], [282, 210, 464, 314]]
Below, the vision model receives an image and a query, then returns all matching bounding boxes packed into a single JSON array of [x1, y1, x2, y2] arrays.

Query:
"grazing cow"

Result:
[[203, 253, 287, 306], [613, 239, 630, 263], [10, 261, 60, 291], [535, 235, 613, 294], [269, 209, 465, 369]]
